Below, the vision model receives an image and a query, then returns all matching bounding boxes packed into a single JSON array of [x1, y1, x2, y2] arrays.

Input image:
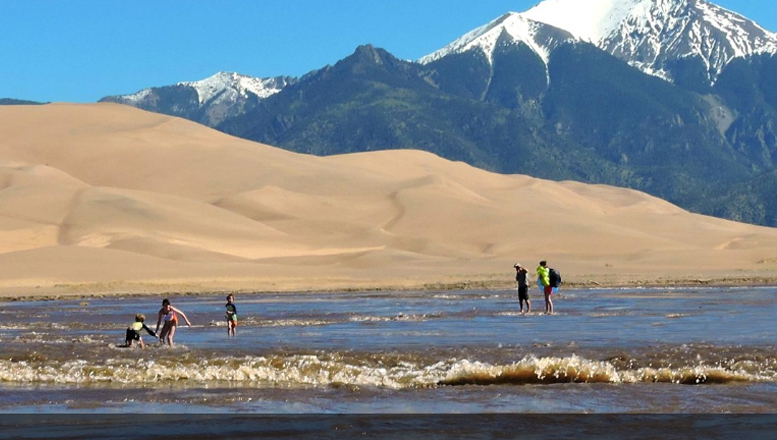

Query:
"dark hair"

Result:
[[162, 299, 171, 306], [540, 260, 547, 266]]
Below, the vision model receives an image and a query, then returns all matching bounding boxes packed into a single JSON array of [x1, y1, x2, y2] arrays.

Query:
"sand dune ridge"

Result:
[[1, 103, 777, 296]]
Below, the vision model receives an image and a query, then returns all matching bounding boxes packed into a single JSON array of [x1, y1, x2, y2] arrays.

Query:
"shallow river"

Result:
[[1, 287, 776, 437]]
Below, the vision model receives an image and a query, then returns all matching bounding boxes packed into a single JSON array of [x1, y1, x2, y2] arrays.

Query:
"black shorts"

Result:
[[125, 329, 141, 342], [518, 285, 529, 301]]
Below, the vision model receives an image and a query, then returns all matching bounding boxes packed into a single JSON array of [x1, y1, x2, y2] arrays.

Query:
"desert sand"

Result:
[[1, 103, 777, 299]]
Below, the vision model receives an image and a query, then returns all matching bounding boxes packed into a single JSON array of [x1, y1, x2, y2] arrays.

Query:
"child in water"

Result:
[[155, 298, 192, 347], [124, 313, 156, 348], [225, 294, 237, 338]]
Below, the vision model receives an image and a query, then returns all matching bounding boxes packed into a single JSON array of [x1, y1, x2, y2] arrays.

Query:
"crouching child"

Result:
[[124, 313, 157, 348]]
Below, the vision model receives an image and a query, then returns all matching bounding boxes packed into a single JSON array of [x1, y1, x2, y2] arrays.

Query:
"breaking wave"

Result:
[[1, 353, 774, 388]]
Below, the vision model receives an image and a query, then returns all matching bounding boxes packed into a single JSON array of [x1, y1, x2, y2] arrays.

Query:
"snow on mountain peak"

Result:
[[120, 88, 152, 104], [103, 71, 297, 128], [419, 12, 576, 65], [694, 0, 777, 57], [523, 0, 651, 43], [523, 0, 777, 82], [179, 71, 289, 105], [424, 0, 777, 85]]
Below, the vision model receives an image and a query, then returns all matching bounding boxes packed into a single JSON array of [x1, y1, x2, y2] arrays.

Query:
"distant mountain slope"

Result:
[[419, 12, 577, 68], [220, 43, 756, 216], [0, 98, 44, 105], [513, 0, 777, 87], [100, 72, 296, 126], [714, 53, 777, 169], [218, 44, 639, 184], [97, 0, 777, 227]]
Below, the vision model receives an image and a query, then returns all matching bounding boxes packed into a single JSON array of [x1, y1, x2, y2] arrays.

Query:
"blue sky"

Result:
[[1, 0, 775, 103]]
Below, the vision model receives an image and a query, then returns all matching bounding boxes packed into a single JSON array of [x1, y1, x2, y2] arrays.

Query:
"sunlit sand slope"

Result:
[[1, 103, 776, 295]]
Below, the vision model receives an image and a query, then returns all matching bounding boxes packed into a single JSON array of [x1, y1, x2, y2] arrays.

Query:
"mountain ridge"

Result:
[[426, 0, 777, 86], [94, 0, 777, 227], [100, 71, 297, 126]]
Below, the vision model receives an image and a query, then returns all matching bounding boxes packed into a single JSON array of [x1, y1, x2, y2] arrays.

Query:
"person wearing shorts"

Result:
[[514, 263, 531, 314], [536, 260, 554, 314]]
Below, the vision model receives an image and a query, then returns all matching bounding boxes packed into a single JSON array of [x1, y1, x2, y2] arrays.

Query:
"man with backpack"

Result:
[[536, 260, 559, 314]]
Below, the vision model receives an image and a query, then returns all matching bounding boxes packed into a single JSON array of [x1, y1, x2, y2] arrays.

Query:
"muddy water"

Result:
[[1, 287, 776, 415]]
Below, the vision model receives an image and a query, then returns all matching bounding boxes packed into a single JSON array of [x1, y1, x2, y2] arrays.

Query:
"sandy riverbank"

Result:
[[2, 271, 776, 302]]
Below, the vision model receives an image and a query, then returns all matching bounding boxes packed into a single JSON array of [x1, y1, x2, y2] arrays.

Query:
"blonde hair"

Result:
[[135, 313, 146, 322]]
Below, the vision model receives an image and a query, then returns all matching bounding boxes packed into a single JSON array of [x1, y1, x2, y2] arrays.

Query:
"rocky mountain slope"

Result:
[[98, 0, 777, 226]]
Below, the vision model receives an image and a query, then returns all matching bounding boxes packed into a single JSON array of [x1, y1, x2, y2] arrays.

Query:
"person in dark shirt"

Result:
[[514, 263, 531, 314], [225, 294, 238, 338]]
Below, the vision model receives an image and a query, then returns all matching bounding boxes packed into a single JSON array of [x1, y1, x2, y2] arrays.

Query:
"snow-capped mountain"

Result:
[[119, 71, 294, 105], [182, 71, 292, 105], [419, 13, 577, 66], [422, 0, 777, 85], [102, 72, 296, 126]]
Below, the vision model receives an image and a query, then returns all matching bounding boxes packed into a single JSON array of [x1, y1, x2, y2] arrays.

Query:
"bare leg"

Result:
[[166, 324, 177, 347], [159, 325, 170, 345]]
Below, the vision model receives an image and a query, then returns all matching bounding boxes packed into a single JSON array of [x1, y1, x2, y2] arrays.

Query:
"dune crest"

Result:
[[1, 103, 777, 295]]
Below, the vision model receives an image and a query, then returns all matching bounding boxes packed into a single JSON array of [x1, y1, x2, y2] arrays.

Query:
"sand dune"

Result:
[[1, 102, 777, 297]]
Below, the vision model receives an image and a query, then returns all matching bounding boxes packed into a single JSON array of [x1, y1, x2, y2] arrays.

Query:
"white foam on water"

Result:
[[0, 354, 771, 388]]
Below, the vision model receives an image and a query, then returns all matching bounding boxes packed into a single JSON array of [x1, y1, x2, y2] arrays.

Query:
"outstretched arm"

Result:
[[155, 311, 163, 333], [172, 306, 191, 326], [142, 323, 157, 337]]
